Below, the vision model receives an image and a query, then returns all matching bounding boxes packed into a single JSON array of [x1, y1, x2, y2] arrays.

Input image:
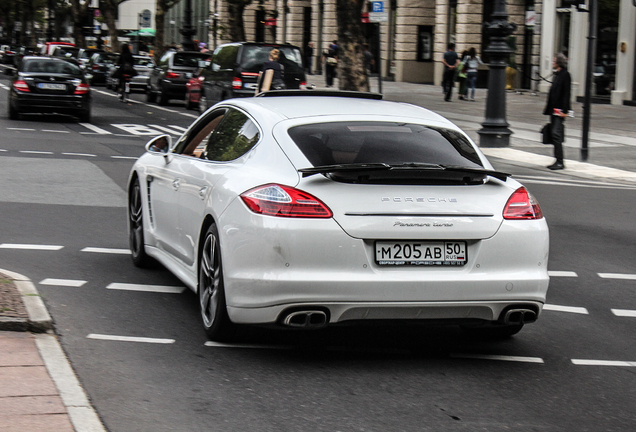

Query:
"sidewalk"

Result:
[[306, 75, 636, 184], [0, 270, 106, 432]]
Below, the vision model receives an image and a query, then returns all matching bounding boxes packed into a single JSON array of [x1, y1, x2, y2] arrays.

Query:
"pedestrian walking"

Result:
[[260, 48, 286, 92], [441, 43, 459, 102], [305, 41, 314, 75], [322, 45, 338, 87], [363, 43, 374, 75], [543, 53, 571, 170], [457, 50, 468, 100], [543, 53, 572, 170], [464, 47, 482, 101]]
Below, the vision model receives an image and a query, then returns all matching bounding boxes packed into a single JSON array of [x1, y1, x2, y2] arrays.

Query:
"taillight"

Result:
[[13, 80, 30, 92], [92, 64, 100, 71], [165, 71, 180, 79], [240, 184, 333, 218], [503, 187, 543, 220], [74, 83, 90, 94], [232, 77, 242, 90]]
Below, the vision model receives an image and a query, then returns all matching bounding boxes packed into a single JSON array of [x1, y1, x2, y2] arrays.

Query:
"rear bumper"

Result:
[[11, 92, 90, 114], [161, 79, 187, 96]]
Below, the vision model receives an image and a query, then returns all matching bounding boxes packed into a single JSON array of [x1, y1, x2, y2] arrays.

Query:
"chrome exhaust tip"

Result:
[[282, 310, 328, 328], [503, 309, 537, 325]]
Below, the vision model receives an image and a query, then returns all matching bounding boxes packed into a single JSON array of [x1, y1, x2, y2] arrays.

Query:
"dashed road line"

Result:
[[106, 282, 184, 294], [598, 273, 636, 281], [81, 247, 131, 254], [62, 152, 97, 157], [42, 129, 70, 134], [611, 309, 636, 318], [110, 155, 139, 160], [548, 271, 578, 277], [39, 278, 87, 287], [8, 127, 36, 131], [204, 341, 291, 350], [87, 334, 175, 344], [0, 243, 64, 250], [19, 150, 54, 155], [543, 304, 589, 314], [450, 354, 545, 364], [572, 359, 636, 367]]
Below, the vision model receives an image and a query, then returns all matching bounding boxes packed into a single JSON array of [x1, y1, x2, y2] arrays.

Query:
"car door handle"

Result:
[[198, 186, 208, 199], [172, 179, 180, 190]]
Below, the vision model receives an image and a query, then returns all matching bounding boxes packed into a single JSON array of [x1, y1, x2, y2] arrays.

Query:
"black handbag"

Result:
[[541, 123, 552, 145]]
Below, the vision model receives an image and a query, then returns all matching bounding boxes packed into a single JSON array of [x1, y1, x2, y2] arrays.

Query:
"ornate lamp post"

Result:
[[180, 0, 196, 51], [477, 0, 517, 148]]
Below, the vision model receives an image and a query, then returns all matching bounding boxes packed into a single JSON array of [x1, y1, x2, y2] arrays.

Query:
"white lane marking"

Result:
[[62, 152, 97, 157], [548, 271, 578, 277], [79, 132, 99, 135], [451, 354, 544, 364], [95, 89, 118, 98], [0, 149, 7, 152], [79, 123, 112, 134], [572, 359, 636, 367], [19, 150, 54, 155], [148, 124, 184, 135], [180, 112, 199, 119], [81, 247, 131, 254], [39, 278, 87, 287], [8, 127, 36, 131], [112, 124, 163, 135], [204, 341, 291, 350], [611, 309, 636, 318], [0, 83, 9, 90], [543, 304, 589, 314], [0, 243, 63, 250], [598, 273, 636, 281], [110, 155, 138, 160], [106, 282, 185, 294], [87, 334, 175, 344], [42, 129, 70, 134]]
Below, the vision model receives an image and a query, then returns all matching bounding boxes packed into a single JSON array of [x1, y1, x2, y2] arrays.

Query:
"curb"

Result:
[[0, 268, 53, 332], [0, 269, 107, 432]]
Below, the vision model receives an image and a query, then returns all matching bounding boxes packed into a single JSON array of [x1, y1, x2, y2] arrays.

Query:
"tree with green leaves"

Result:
[[335, 0, 368, 91], [99, 0, 131, 52]]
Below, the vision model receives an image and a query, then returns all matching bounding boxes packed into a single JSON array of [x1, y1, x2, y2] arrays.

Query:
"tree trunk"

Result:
[[227, 0, 250, 42], [155, 1, 167, 62], [335, 0, 369, 91], [70, 0, 87, 48], [101, 0, 120, 52]]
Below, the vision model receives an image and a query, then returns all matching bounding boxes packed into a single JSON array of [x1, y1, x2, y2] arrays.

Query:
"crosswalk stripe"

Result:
[[39, 278, 87, 287], [149, 124, 184, 135], [451, 354, 545, 364], [0, 243, 63, 250], [87, 334, 175, 344], [106, 283, 184, 294]]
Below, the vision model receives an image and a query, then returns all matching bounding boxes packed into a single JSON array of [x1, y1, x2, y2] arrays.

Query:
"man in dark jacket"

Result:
[[442, 43, 459, 102], [543, 53, 571, 170]]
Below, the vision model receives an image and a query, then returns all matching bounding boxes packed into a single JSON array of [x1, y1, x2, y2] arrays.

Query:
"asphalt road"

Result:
[[1, 70, 635, 432]]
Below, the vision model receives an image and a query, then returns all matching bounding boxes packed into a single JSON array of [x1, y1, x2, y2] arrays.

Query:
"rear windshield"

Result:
[[240, 46, 304, 74], [173, 52, 211, 67], [55, 47, 80, 58], [22, 59, 83, 76], [134, 57, 154, 66], [289, 122, 482, 168]]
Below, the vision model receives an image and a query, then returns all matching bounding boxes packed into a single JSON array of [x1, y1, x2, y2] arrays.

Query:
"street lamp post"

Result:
[[47, 0, 54, 41], [180, 0, 196, 51], [581, 0, 598, 161], [477, 0, 517, 148]]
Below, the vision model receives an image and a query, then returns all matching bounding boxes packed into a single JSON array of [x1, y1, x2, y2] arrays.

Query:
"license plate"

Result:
[[38, 83, 66, 90], [375, 241, 467, 266]]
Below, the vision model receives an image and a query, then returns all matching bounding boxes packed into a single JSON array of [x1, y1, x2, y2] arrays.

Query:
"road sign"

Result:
[[369, 2, 387, 22], [371, 1, 384, 12], [140, 9, 151, 28]]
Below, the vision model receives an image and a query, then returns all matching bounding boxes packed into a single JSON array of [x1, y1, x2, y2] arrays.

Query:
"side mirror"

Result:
[[145, 134, 172, 155]]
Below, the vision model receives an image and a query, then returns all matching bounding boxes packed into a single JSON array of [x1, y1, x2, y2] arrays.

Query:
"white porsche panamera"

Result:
[[127, 90, 549, 341]]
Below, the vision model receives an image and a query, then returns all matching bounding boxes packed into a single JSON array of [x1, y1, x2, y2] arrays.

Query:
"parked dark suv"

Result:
[[198, 42, 306, 111], [147, 50, 211, 105]]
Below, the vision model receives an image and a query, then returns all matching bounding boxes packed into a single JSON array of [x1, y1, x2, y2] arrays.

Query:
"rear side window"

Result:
[[173, 53, 210, 68], [288, 122, 482, 168], [203, 109, 260, 161], [213, 45, 239, 70], [239, 45, 304, 73]]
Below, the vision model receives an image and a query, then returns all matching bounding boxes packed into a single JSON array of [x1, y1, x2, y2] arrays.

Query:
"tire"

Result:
[[198, 223, 235, 341], [184, 92, 193, 110], [129, 178, 152, 268], [461, 323, 524, 339], [8, 100, 19, 120], [158, 85, 168, 106], [146, 86, 156, 103]]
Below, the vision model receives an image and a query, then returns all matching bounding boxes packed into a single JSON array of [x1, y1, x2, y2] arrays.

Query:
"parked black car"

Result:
[[198, 42, 307, 111], [147, 50, 211, 105], [7, 56, 91, 122], [86, 51, 117, 84]]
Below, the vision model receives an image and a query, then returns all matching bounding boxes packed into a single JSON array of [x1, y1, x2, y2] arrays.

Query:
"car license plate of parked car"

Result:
[[38, 83, 66, 90], [375, 241, 467, 266]]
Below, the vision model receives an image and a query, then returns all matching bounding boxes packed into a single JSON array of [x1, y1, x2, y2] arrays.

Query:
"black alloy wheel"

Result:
[[8, 99, 19, 120], [146, 85, 156, 103], [158, 84, 169, 105], [199, 224, 235, 341], [129, 178, 151, 267]]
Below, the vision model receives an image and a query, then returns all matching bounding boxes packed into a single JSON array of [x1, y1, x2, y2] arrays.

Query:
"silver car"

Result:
[[106, 55, 155, 92], [127, 91, 550, 341]]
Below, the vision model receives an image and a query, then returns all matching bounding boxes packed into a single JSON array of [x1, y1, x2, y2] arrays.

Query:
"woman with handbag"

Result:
[[322, 45, 338, 87]]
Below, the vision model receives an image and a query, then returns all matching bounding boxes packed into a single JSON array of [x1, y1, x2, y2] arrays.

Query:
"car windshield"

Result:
[[22, 59, 83, 76], [56, 47, 80, 58], [240, 46, 304, 73], [134, 57, 153, 66], [173, 52, 210, 67], [289, 122, 483, 168]]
